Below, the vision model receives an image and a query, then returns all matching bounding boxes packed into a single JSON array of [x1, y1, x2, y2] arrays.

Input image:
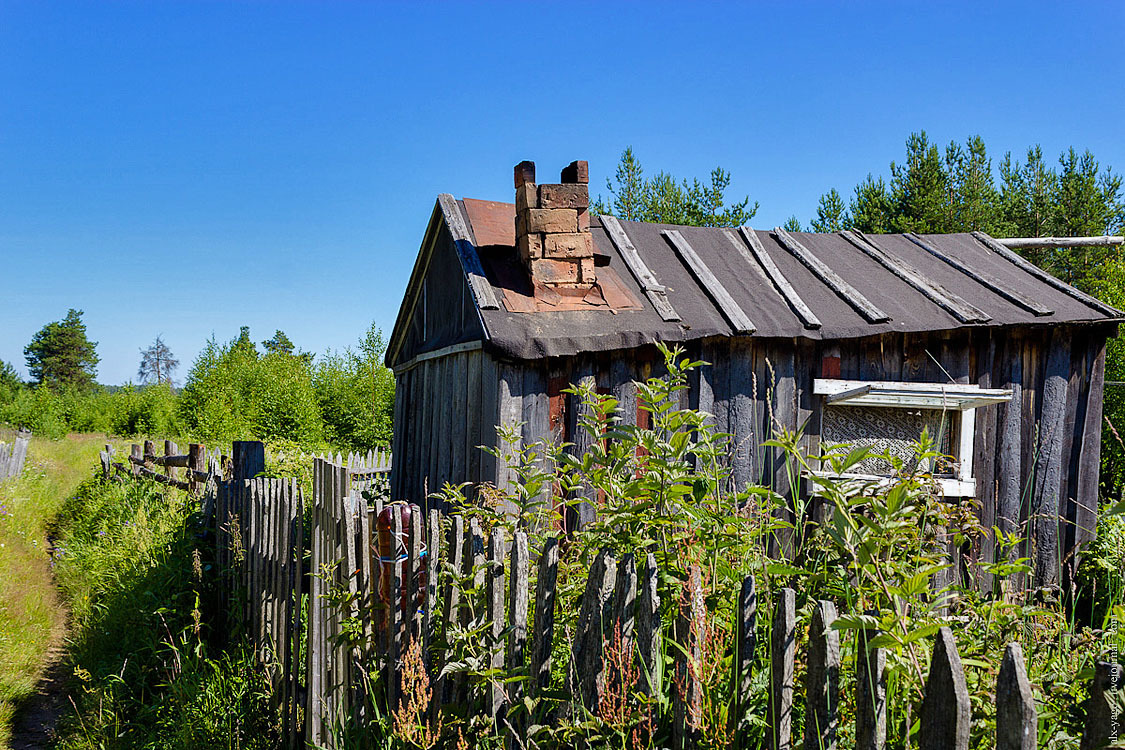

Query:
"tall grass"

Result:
[[48, 474, 277, 750]]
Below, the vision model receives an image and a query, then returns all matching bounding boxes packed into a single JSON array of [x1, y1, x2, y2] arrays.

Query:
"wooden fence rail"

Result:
[[106, 443, 1123, 750], [0, 429, 31, 481]]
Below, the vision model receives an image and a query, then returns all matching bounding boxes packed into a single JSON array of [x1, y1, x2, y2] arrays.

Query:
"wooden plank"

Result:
[[438, 515, 464, 708], [600, 214, 681, 321], [486, 528, 506, 719], [450, 353, 469, 486], [918, 627, 970, 750], [423, 511, 441, 671], [391, 339, 484, 375], [903, 232, 1053, 316], [569, 366, 598, 530], [466, 349, 484, 486], [663, 229, 756, 333], [673, 565, 703, 750], [1081, 661, 1124, 750], [529, 535, 560, 696], [856, 616, 886, 750], [733, 228, 821, 329], [843, 231, 991, 324], [803, 600, 840, 750], [769, 588, 796, 750], [569, 549, 617, 714], [438, 193, 500, 310], [635, 552, 661, 697], [772, 228, 890, 323], [997, 642, 1036, 750], [479, 354, 501, 488], [729, 574, 757, 742], [1032, 327, 1070, 585], [507, 529, 530, 732], [972, 231, 1124, 317], [612, 553, 637, 649], [407, 506, 423, 645]]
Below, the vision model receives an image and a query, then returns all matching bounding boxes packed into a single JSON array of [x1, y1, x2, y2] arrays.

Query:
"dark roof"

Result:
[[390, 196, 1123, 363]]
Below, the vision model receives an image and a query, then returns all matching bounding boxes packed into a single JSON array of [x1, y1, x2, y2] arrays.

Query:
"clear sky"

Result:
[[2, 1, 1123, 385]]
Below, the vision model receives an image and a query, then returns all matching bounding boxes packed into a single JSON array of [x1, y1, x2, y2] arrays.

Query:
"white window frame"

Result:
[[806, 378, 1013, 497]]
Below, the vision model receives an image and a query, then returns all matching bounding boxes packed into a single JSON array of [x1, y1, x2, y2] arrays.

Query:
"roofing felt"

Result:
[[433, 198, 1123, 361]]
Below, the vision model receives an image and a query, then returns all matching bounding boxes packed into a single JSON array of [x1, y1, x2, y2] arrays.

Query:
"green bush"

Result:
[[313, 324, 395, 451]]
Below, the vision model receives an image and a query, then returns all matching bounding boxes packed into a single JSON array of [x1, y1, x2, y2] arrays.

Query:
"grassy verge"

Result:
[[49, 464, 276, 749], [0, 433, 113, 747]]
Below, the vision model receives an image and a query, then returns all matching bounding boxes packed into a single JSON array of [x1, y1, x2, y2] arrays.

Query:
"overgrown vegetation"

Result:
[[50, 472, 276, 749], [338, 346, 1124, 749]]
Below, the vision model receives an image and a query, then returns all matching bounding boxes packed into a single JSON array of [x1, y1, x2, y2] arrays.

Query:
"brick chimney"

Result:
[[514, 160, 596, 290]]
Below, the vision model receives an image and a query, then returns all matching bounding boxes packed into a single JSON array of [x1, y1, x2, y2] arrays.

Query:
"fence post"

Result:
[[856, 613, 886, 750], [918, 627, 970, 750], [189, 443, 205, 495], [769, 588, 796, 750], [569, 548, 617, 715], [233, 441, 265, 482], [673, 565, 704, 750], [130, 444, 141, 476], [1081, 661, 1123, 750], [437, 515, 464, 710], [803, 600, 840, 750], [164, 440, 177, 482], [530, 535, 560, 697], [486, 528, 506, 720], [730, 574, 757, 746], [636, 552, 661, 697], [997, 642, 1036, 750], [507, 529, 530, 732], [143, 440, 155, 473], [101, 444, 113, 480]]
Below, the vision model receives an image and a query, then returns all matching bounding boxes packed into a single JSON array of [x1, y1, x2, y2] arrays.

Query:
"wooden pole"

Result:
[[995, 235, 1125, 248]]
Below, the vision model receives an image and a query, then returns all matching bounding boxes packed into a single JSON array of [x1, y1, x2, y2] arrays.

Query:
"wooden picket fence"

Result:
[[106, 443, 1123, 749], [0, 429, 31, 481]]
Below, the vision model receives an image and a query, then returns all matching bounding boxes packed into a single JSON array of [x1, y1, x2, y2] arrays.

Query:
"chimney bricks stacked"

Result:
[[514, 160, 596, 289]]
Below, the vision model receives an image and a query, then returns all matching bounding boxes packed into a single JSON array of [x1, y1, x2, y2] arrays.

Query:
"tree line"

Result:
[[0, 311, 395, 451]]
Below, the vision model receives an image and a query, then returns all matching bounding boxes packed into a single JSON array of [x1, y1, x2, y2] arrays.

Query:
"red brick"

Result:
[[518, 231, 543, 261], [539, 183, 588, 209], [530, 258, 580, 285], [514, 160, 536, 188], [544, 232, 593, 259], [577, 208, 590, 231], [578, 257, 597, 283], [561, 160, 589, 184], [526, 208, 577, 234]]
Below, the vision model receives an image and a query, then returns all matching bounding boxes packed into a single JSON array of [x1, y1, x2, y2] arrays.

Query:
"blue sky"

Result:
[[2, 1, 1123, 385]]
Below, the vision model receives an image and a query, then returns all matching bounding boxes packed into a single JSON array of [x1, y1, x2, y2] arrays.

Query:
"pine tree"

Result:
[[889, 131, 950, 233], [946, 136, 1000, 232], [263, 330, 296, 356], [599, 147, 757, 228], [850, 175, 893, 234], [810, 189, 850, 232], [24, 309, 100, 390]]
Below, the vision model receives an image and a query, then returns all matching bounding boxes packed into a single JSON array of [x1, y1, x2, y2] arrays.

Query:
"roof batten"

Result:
[[972, 231, 1125, 318], [663, 230, 756, 334], [903, 232, 1053, 317], [731, 228, 821, 329], [772, 228, 891, 324], [438, 194, 501, 311], [843, 231, 991, 324], [600, 215, 681, 322]]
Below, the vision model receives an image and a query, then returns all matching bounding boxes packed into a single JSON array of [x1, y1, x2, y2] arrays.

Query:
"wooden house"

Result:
[[386, 159, 1122, 587]]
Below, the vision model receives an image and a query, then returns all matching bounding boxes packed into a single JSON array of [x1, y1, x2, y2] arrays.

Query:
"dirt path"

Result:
[[8, 647, 66, 750]]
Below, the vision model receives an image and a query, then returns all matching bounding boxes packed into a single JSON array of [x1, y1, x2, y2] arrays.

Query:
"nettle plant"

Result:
[[343, 345, 1120, 750]]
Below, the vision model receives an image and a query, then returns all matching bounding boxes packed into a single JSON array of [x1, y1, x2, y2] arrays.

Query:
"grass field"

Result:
[[0, 433, 122, 747]]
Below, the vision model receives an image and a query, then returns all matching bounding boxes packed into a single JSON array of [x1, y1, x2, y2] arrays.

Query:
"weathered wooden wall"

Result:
[[391, 323, 1113, 587]]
